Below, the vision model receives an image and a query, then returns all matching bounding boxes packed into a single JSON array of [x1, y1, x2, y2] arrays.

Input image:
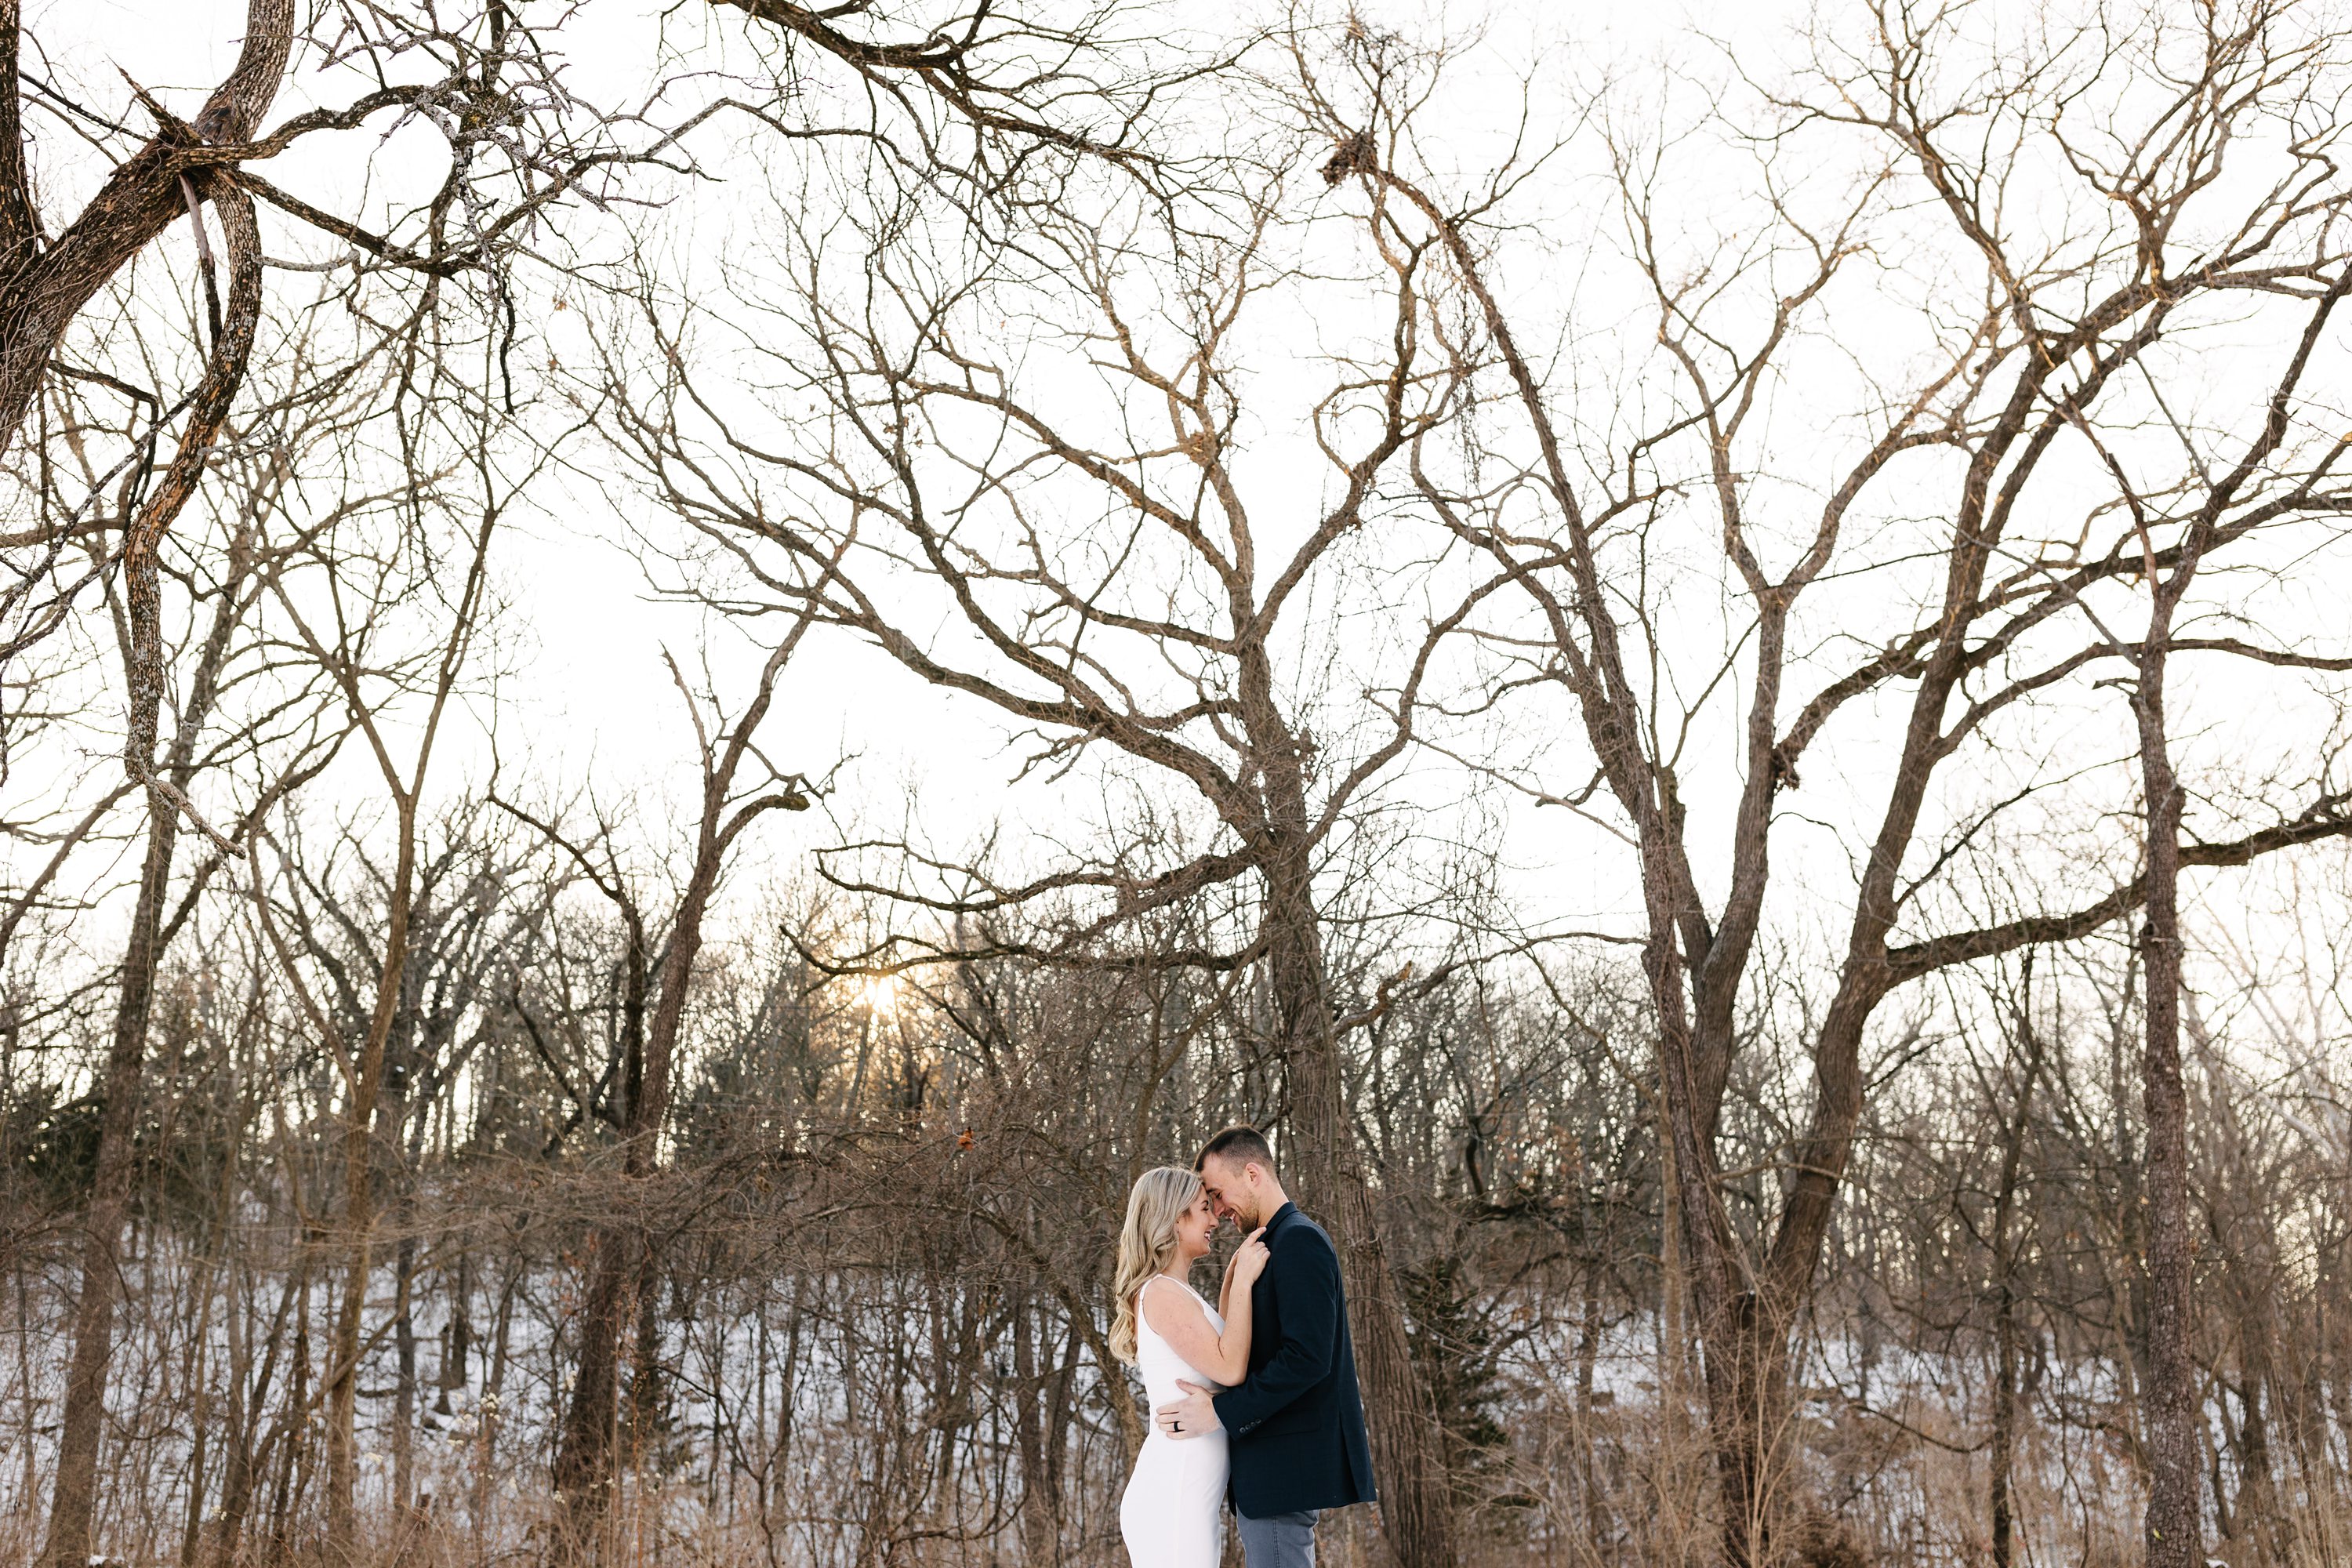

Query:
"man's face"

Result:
[[1198, 1154, 1261, 1229]]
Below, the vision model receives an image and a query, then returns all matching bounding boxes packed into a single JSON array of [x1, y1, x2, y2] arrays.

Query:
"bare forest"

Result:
[[6, 3, 2352, 1567]]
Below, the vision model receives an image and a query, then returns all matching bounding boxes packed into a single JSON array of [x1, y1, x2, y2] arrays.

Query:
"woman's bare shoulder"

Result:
[[1138, 1274, 1210, 1334]]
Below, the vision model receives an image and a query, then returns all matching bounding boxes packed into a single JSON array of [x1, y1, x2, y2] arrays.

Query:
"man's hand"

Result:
[[1153, 1379, 1220, 1441]]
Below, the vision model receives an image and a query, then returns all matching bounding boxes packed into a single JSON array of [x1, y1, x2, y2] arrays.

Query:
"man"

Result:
[[1153, 1126, 1375, 1568]]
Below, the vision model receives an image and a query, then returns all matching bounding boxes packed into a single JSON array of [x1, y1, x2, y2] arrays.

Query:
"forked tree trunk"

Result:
[[0, 0, 292, 455], [301, 429, 503, 1564]]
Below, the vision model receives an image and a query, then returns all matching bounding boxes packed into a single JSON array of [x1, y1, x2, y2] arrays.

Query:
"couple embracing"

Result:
[[1111, 1127, 1376, 1568]]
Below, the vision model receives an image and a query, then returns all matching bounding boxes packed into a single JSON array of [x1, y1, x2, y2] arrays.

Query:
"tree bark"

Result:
[[2127, 269, 2348, 1568], [1257, 753, 1457, 1568], [0, 0, 292, 454], [42, 764, 184, 1568], [1011, 1290, 1065, 1566], [2133, 583, 2201, 1568], [552, 906, 648, 1550]]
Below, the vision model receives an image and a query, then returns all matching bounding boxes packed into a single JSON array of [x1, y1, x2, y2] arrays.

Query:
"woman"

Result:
[[1111, 1166, 1269, 1567]]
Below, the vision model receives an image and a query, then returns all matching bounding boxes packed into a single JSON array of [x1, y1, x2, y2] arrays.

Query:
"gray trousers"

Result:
[[1235, 1508, 1317, 1568]]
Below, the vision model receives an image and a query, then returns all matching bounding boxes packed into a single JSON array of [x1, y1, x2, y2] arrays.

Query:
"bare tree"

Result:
[[593, 125, 1508, 1558], [0, 0, 677, 458], [500, 608, 830, 1554], [0, 0, 289, 455], [2112, 269, 2351, 1568], [5, 1, 1206, 1548], [38, 169, 267, 1568], [13, 13, 721, 1544], [1298, 4, 2352, 1558], [254, 345, 531, 1558], [16, 9, 2352, 1568], [1984, 963, 2047, 1568]]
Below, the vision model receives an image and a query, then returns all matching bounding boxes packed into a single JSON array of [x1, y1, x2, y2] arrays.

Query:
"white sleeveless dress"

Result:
[[1120, 1276, 1229, 1566]]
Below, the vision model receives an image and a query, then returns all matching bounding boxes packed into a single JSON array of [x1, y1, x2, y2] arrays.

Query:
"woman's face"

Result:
[[1171, 1188, 1218, 1264]]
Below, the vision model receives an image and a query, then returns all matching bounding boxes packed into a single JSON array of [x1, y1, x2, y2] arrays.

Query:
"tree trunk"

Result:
[[470, 1267, 518, 1538], [1011, 1292, 1062, 1567], [551, 639, 808, 1550], [313, 411, 504, 1562], [1261, 828, 1457, 1568], [0, 0, 292, 453], [1989, 969, 2045, 1568], [1700, 1292, 1791, 1568], [627, 1255, 667, 1462], [437, 1250, 473, 1414], [393, 1231, 419, 1513], [2133, 607, 2201, 1568], [264, 1259, 314, 1568], [556, 1229, 638, 1534], [2118, 259, 2349, 1568], [1641, 884, 1784, 1566], [325, 829, 416, 1561], [553, 912, 649, 1552], [41, 800, 179, 1567], [38, 180, 263, 1568], [1574, 1275, 1604, 1542]]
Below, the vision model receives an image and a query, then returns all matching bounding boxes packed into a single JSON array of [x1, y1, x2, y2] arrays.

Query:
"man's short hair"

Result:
[[1196, 1125, 1276, 1174]]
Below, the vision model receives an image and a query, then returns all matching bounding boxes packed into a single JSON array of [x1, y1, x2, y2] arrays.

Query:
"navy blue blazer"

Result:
[[1210, 1203, 1377, 1519]]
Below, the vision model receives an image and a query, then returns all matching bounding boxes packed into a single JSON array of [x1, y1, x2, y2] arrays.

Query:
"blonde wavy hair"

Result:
[[1109, 1166, 1203, 1364]]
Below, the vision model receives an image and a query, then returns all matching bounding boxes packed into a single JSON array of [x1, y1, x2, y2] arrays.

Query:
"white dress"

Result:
[[1120, 1276, 1229, 1566]]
